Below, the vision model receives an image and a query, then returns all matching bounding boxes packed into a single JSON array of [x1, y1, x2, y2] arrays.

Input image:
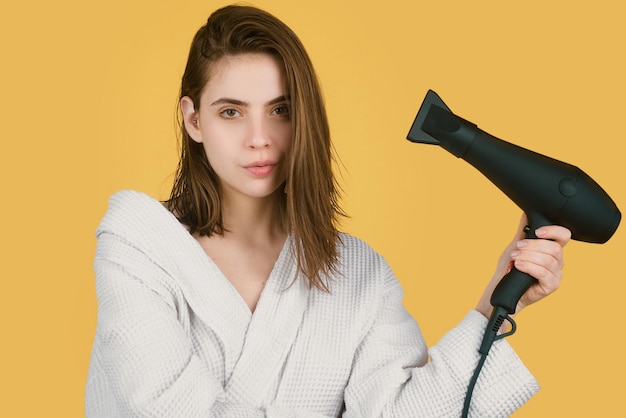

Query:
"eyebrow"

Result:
[[210, 95, 290, 107]]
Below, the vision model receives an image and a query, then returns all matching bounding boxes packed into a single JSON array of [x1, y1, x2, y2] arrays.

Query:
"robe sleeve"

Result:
[[342, 260, 539, 418], [85, 232, 328, 418]]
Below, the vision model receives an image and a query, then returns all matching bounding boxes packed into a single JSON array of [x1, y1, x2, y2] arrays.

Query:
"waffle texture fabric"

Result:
[[85, 190, 539, 417]]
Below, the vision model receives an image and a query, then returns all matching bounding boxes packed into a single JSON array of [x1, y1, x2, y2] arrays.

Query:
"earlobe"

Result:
[[180, 96, 202, 143]]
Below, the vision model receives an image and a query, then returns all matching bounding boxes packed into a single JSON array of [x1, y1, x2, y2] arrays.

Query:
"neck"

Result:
[[221, 191, 286, 244]]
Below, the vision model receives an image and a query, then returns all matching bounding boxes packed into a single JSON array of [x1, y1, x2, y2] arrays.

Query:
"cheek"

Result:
[[200, 127, 232, 166], [275, 123, 293, 152]]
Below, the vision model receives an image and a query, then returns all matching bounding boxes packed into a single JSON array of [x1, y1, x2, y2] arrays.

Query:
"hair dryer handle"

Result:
[[490, 268, 536, 314], [490, 212, 551, 314]]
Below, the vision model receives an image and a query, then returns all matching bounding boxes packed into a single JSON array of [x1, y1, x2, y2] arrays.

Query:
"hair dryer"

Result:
[[407, 89, 620, 317], [406, 89, 621, 417]]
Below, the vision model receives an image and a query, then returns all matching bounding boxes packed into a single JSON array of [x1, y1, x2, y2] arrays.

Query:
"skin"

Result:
[[476, 214, 571, 318], [181, 53, 292, 312], [180, 52, 571, 316]]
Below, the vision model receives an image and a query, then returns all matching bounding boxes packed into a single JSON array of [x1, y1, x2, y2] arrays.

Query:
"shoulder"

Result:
[[95, 190, 195, 263], [97, 190, 172, 235], [309, 233, 407, 340], [337, 232, 374, 252], [332, 232, 396, 293], [98, 190, 169, 230], [337, 232, 389, 272]]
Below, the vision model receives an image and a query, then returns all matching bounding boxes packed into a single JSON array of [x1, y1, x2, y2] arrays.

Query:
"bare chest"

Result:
[[195, 235, 285, 312]]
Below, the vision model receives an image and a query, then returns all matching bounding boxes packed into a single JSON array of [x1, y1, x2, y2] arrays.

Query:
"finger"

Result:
[[513, 258, 562, 295], [534, 225, 572, 247], [512, 236, 564, 278], [515, 239, 564, 268], [513, 247, 563, 275]]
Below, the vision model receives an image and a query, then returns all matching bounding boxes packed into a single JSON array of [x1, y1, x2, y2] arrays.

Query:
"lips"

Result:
[[243, 160, 278, 177]]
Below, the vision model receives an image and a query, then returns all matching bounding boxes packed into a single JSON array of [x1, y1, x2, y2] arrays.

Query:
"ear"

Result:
[[180, 96, 202, 143]]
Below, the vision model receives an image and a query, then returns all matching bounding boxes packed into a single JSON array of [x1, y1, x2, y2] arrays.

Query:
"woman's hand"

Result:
[[476, 214, 572, 318]]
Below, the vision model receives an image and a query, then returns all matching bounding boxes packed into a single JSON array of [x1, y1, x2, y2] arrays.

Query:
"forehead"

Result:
[[203, 53, 287, 102]]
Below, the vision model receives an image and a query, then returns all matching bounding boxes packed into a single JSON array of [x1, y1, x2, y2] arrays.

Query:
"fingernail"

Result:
[[535, 228, 546, 237], [516, 240, 528, 248], [515, 259, 525, 267], [511, 250, 520, 257]]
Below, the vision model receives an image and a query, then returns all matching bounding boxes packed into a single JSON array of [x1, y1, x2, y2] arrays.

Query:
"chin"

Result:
[[242, 184, 284, 200]]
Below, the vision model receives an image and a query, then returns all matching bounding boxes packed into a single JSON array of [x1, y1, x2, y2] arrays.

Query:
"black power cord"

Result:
[[461, 306, 517, 418]]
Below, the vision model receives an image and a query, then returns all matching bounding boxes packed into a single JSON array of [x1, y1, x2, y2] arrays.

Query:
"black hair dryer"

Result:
[[407, 90, 621, 317]]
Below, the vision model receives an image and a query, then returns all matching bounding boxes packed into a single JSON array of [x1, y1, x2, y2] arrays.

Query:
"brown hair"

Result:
[[166, 5, 345, 290]]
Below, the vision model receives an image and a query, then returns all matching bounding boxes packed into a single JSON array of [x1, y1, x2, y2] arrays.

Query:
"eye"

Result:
[[272, 104, 290, 117], [220, 108, 241, 119]]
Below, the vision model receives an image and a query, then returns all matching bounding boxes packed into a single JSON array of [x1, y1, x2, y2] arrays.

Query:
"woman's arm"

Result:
[[343, 268, 538, 417], [343, 217, 569, 417]]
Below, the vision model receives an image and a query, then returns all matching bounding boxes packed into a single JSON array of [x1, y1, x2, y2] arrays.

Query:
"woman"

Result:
[[85, 5, 570, 417]]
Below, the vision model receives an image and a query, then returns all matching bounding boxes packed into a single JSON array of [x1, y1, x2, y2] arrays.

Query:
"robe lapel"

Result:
[[175, 242, 253, 374], [103, 192, 310, 400], [224, 235, 311, 406], [104, 191, 254, 375]]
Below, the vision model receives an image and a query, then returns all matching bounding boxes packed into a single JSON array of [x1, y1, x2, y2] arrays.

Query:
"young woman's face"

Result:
[[182, 53, 292, 203]]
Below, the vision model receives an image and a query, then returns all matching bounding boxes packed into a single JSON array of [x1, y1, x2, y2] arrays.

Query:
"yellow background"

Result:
[[1, 0, 624, 416]]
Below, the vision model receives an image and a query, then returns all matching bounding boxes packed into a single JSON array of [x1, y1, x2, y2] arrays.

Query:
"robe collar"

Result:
[[99, 191, 311, 405]]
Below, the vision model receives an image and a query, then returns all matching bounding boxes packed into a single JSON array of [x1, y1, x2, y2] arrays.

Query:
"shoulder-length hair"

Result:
[[166, 5, 345, 291]]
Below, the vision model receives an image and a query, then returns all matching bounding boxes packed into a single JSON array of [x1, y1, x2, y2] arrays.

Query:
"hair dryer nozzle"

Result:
[[407, 89, 450, 145]]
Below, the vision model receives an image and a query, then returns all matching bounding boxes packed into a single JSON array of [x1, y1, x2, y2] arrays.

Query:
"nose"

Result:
[[246, 115, 271, 149]]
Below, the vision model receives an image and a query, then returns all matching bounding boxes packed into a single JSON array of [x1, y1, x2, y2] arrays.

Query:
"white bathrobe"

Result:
[[85, 190, 538, 417]]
